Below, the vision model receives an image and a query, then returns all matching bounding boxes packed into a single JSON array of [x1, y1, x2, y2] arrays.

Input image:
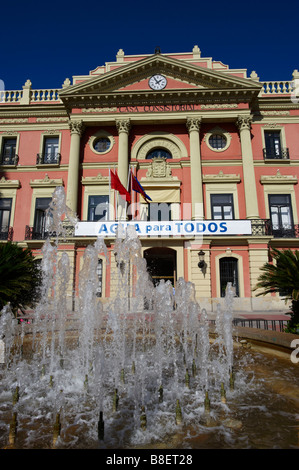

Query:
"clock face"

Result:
[[148, 74, 167, 90]]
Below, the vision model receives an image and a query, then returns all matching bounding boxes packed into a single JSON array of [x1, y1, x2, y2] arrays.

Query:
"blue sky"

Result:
[[1, 0, 298, 91]]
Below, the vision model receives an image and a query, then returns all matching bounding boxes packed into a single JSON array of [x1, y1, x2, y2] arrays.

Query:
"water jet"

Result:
[[0, 187, 298, 449]]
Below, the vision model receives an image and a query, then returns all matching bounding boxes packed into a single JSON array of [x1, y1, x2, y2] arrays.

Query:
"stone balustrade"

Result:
[[1, 89, 23, 103], [0, 79, 62, 104], [261, 80, 293, 95]]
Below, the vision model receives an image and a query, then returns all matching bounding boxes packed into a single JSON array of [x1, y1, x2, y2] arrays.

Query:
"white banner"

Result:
[[75, 220, 252, 237]]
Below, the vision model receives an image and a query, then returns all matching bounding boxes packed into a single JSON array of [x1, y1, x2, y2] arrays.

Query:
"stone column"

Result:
[[116, 119, 131, 220], [186, 117, 204, 219], [66, 119, 84, 214], [236, 115, 259, 219], [116, 118, 131, 188]]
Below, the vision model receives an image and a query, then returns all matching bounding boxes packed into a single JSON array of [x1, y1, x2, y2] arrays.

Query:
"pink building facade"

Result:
[[1, 46, 299, 312]]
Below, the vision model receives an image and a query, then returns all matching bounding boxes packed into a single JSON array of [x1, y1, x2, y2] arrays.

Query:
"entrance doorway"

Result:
[[144, 247, 177, 287]]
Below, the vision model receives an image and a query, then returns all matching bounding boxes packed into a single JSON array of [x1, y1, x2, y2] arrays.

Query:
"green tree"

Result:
[[254, 248, 299, 333], [0, 242, 41, 316]]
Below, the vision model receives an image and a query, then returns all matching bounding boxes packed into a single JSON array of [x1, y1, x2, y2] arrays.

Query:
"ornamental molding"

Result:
[[30, 174, 64, 188], [203, 170, 241, 183], [236, 115, 252, 131], [82, 173, 109, 185], [115, 118, 131, 134], [88, 130, 115, 155], [134, 132, 188, 160], [0, 118, 28, 123], [145, 157, 178, 181], [36, 117, 69, 122], [68, 119, 84, 136], [82, 107, 117, 113], [186, 116, 202, 132], [201, 104, 238, 109], [260, 169, 298, 185], [0, 176, 20, 188], [204, 126, 232, 152]]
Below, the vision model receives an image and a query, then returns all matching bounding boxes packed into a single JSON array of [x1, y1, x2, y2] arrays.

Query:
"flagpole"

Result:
[[109, 167, 111, 221], [126, 164, 131, 219]]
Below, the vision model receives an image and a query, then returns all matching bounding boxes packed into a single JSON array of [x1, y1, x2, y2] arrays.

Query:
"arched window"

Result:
[[219, 257, 239, 297], [146, 148, 172, 159]]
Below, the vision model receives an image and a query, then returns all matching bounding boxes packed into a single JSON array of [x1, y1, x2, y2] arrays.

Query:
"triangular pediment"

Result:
[[59, 54, 262, 107]]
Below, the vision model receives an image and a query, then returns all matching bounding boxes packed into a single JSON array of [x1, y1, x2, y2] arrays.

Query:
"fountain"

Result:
[[0, 187, 298, 449]]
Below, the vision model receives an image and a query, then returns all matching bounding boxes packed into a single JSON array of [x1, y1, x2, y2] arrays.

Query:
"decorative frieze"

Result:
[[82, 173, 109, 185], [203, 170, 241, 183], [0, 176, 20, 188], [260, 169, 298, 185], [30, 174, 63, 188]]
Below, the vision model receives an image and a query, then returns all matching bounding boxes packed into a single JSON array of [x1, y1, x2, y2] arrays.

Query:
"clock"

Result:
[[148, 74, 167, 90]]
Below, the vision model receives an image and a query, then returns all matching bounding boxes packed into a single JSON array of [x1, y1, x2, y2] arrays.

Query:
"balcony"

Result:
[[271, 224, 299, 238], [251, 219, 299, 238], [36, 153, 61, 165], [0, 226, 13, 241], [0, 154, 19, 166], [263, 148, 289, 160], [25, 226, 51, 240]]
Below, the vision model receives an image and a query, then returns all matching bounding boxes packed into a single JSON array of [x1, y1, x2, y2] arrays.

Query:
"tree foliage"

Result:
[[0, 242, 41, 315], [254, 248, 299, 332]]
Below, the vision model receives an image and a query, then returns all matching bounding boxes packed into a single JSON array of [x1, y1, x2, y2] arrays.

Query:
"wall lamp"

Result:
[[198, 250, 207, 276]]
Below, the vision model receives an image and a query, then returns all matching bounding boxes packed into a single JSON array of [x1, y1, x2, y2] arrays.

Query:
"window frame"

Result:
[[210, 193, 235, 220], [268, 193, 294, 236], [87, 195, 110, 222], [38, 132, 62, 166], [0, 134, 20, 166]]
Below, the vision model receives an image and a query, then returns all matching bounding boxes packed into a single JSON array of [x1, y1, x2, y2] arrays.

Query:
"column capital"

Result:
[[68, 119, 84, 136], [186, 116, 202, 132], [236, 115, 252, 132], [116, 118, 131, 134]]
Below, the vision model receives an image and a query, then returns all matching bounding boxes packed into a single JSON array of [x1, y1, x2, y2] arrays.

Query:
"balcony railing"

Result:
[[272, 224, 299, 238], [263, 148, 289, 160], [25, 226, 51, 240], [0, 154, 19, 166], [251, 220, 299, 238], [36, 153, 61, 165], [0, 226, 13, 241], [250, 219, 272, 236]]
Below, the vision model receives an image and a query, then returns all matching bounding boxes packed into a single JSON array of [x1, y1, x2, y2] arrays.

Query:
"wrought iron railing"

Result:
[[36, 153, 61, 165], [249, 220, 299, 238], [0, 154, 19, 166], [209, 318, 288, 332], [250, 219, 272, 236], [0, 226, 13, 241], [271, 224, 299, 238], [25, 225, 51, 240], [263, 148, 289, 160]]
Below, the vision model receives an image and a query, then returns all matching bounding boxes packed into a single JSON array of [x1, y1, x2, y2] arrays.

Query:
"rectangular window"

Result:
[[1, 138, 17, 165], [0, 198, 12, 239], [38, 136, 60, 164], [265, 131, 281, 158], [211, 194, 234, 220], [88, 195, 109, 221], [33, 197, 52, 239], [268, 194, 294, 237], [147, 203, 172, 221], [263, 131, 289, 159]]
